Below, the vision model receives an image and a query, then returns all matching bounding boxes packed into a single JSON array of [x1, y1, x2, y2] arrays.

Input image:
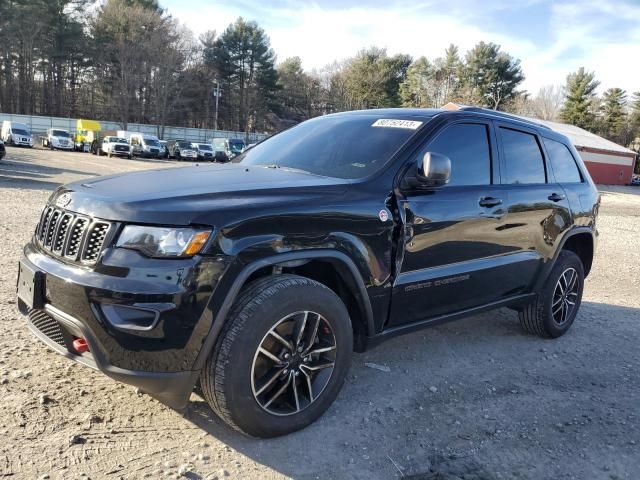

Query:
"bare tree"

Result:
[[530, 85, 564, 121]]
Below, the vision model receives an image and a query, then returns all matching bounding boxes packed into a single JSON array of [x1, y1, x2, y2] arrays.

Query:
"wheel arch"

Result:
[[193, 250, 375, 371], [534, 227, 595, 292]]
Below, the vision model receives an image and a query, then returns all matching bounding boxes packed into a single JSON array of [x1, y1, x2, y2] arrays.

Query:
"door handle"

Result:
[[479, 197, 502, 208], [548, 193, 566, 202]]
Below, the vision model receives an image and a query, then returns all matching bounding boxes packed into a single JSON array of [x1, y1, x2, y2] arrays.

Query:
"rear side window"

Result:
[[428, 123, 491, 186], [500, 128, 546, 184], [543, 138, 582, 183]]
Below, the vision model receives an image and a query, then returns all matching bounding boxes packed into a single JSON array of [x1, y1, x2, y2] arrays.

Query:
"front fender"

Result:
[[192, 249, 376, 371]]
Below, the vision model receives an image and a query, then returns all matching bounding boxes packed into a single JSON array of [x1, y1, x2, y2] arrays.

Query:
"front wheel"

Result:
[[201, 274, 353, 438], [519, 250, 584, 338]]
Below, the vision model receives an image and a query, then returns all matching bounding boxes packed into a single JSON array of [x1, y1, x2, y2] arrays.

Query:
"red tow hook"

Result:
[[72, 338, 89, 354]]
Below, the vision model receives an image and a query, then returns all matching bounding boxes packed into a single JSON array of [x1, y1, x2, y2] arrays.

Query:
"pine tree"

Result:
[[559, 68, 600, 130], [399, 57, 433, 107], [599, 88, 628, 144], [458, 42, 524, 110], [204, 18, 278, 132]]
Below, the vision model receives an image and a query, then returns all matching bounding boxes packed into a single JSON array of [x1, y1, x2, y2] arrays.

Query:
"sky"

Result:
[[161, 0, 640, 96]]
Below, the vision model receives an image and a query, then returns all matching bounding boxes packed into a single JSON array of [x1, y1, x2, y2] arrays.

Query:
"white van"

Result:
[[1, 121, 33, 147], [119, 131, 162, 158]]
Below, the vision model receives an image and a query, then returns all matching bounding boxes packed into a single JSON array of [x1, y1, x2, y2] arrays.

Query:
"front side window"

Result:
[[427, 123, 491, 186], [500, 127, 546, 184], [543, 138, 582, 183], [236, 114, 422, 179]]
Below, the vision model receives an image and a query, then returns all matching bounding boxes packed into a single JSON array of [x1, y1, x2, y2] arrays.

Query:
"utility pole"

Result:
[[213, 80, 221, 132]]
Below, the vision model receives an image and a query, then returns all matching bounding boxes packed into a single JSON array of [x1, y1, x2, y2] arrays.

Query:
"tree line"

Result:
[[0, 0, 639, 153]]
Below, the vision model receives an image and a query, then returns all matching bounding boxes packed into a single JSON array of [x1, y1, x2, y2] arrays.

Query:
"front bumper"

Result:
[[52, 143, 73, 150], [18, 243, 233, 408], [23, 304, 198, 409]]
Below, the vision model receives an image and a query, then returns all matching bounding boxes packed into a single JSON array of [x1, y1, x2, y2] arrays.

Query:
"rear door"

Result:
[[389, 120, 520, 326], [495, 123, 573, 287]]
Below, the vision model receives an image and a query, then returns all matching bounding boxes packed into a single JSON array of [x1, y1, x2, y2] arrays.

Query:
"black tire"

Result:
[[201, 274, 353, 438], [519, 250, 584, 338]]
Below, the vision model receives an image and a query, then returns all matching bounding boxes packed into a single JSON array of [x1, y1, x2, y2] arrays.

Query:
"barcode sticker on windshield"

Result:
[[372, 119, 423, 130]]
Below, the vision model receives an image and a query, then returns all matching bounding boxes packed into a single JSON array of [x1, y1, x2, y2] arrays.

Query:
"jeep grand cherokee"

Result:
[[16, 107, 599, 437]]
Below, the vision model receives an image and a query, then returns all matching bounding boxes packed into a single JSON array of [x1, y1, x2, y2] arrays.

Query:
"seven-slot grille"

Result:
[[36, 206, 111, 264]]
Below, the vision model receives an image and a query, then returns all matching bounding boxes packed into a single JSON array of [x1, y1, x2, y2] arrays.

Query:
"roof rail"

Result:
[[450, 105, 552, 130]]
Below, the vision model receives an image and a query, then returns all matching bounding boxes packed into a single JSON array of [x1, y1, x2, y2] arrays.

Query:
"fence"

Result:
[[0, 112, 269, 143]]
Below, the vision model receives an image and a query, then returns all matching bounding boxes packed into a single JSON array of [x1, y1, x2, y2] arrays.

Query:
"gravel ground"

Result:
[[1, 147, 639, 480]]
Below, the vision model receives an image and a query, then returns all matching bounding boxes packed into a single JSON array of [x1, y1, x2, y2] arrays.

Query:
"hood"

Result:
[[52, 163, 350, 226]]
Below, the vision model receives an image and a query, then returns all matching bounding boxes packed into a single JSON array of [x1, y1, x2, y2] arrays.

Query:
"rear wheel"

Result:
[[201, 274, 353, 437], [519, 250, 584, 338]]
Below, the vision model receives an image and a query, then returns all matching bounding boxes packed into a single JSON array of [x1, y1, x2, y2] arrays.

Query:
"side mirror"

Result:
[[415, 152, 451, 187]]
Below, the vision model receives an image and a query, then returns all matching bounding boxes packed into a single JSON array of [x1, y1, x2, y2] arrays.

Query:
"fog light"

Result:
[[100, 303, 174, 332]]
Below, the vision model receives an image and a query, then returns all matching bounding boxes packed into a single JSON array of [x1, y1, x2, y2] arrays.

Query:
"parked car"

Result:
[[1, 121, 33, 147], [212, 137, 245, 159], [631, 175, 640, 186], [17, 107, 599, 438], [166, 139, 197, 160], [98, 136, 132, 158], [194, 143, 215, 161], [42, 128, 73, 150], [0, 139, 5, 160], [121, 132, 162, 158]]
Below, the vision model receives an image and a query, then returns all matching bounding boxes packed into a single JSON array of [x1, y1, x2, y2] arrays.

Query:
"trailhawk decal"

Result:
[[372, 119, 423, 130], [404, 274, 470, 292]]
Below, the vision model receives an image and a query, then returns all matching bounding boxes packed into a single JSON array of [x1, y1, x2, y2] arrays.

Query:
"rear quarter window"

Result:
[[543, 138, 583, 183]]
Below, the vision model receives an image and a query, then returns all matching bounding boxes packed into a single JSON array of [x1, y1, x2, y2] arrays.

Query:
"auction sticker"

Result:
[[372, 119, 423, 130]]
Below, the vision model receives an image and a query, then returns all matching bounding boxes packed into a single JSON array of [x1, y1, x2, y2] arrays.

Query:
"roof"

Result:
[[523, 117, 636, 155], [442, 103, 636, 156]]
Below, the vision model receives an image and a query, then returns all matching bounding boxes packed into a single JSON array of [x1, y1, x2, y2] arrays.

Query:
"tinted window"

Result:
[[236, 115, 421, 179], [428, 123, 491, 186], [543, 138, 582, 183], [500, 128, 546, 184]]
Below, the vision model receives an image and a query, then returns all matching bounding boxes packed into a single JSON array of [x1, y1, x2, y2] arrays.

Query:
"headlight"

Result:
[[116, 226, 212, 258]]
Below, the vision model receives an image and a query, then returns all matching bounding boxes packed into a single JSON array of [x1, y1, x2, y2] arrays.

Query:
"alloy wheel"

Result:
[[552, 267, 579, 325], [251, 311, 337, 416]]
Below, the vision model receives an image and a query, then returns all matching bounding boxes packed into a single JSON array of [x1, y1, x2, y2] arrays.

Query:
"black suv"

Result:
[[16, 107, 599, 437]]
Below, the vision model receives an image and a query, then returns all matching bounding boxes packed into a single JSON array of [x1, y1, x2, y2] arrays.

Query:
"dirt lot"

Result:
[[1, 147, 639, 480]]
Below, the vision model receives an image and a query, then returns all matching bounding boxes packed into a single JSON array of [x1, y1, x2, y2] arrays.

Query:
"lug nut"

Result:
[[284, 353, 290, 359], [297, 346, 304, 353], [304, 357, 310, 362], [295, 371, 300, 377]]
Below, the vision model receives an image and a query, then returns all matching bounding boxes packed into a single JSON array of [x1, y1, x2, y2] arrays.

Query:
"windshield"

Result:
[[52, 130, 69, 137], [235, 115, 422, 179], [12, 128, 29, 136], [228, 140, 245, 152], [198, 144, 212, 151], [177, 141, 191, 149], [105, 137, 127, 143], [144, 138, 160, 147]]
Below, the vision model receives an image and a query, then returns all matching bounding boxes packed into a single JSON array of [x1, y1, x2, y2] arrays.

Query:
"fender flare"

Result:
[[192, 249, 375, 370], [533, 226, 595, 292]]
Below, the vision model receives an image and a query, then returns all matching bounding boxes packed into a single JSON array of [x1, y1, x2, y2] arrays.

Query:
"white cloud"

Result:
[[165, 0, 639, 95]]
